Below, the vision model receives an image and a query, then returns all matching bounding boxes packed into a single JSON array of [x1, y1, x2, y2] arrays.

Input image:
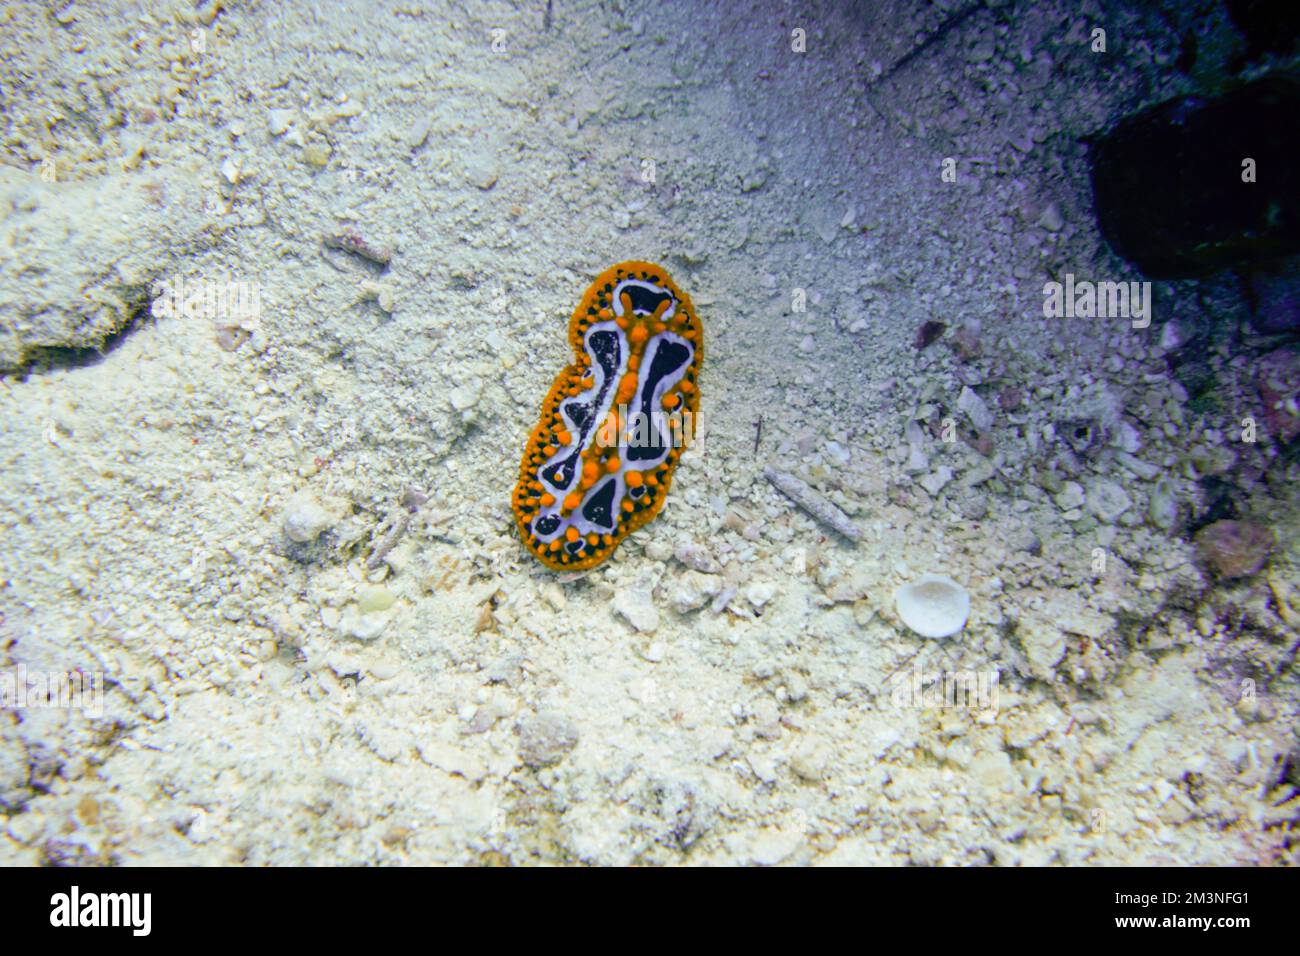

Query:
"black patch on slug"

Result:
[[581, 478, 618, 531], [622, 283, 674, 316], [627, 338, 691, 465], [560, 326, 622, 458], [541, 453, 579, 491]]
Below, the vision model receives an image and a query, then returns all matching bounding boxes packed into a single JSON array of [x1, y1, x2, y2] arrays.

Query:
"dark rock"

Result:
[[1194, 520, 1275, 578], [1247, 257, 1300, 334], [1090, 76, 1300, 279], [914, 320, 946, 350], [1227, 0, 1300, 63], [1256, 347, 1300, 443], [517, 711, 579, 769], [968, 431, 994, 457], [948, 325, 981, 361]]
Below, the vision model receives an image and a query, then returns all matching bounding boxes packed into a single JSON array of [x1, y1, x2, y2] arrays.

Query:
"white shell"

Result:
[[893, 574, 970, 639]]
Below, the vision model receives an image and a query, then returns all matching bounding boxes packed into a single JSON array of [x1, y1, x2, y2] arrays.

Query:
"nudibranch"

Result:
[[513, 261, 703, 570]]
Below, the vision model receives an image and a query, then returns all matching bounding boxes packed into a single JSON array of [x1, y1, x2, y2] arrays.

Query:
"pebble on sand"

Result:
[[283, 491, 334, 543], [518, 712, 579, 769], [613, 587, 659, 633], [1194, 520, 1275, 579]]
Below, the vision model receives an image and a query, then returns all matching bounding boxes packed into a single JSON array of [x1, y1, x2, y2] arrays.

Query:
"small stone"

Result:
[[76, 796, 99, 825], [674, 539, 720, 573], [301, 143, 331, 167], [747, 754, 779, 784], [367, 657, 401, 681], [1086, 479, 1133, 523], [949, 325, 981, 361], [672, 570, 722, 613], [746, 581, 776, 609], [407, 116, 432, 151], [449, 381, 480, 412], [824, 441, 851, 466], [340, 607, 388, 642], [484, 656, 524, 686], [356, 585, 395, 614], [670, 236, 707, 264], [824, 570, 870, 604], [919, 466, 954, 497], [790, 741, 826, 781], [419, 742, 488, 782], [215, 326, 249, 351], [998, 387, 1023, 411], [1116, 451, 1159, 481], [1038, 202, 1064, 232], [740, 166, 768, 192], [750, 828, 803, 866], [1022, 619, 1066, 678], [462, 147, 501, 189], [1054, 481, 1085, 511], [960, 494, 989, 520], [1235, 694, 1273, 723], [645, 539, 672, 562], [359, 279, 396, 314], [1148, 477, 1178, 531], [1189, 444, 1236, 476], [220, 156, 242, 184], [1194, 520, 1274, 579], [785, 672, 810, 703], [1113, 421, 1142, 454], [613, 587, 659, 632], [1015, 528, 1043, 556], [957, 386, 994, 432], [267, 109, 294, 136], [970, 750, 1017, 792], [541, 583, 567, 612], [7, 808, 45, 844], [518, 712, 579, 768], [283, 491, 333, 543], [904, 442, 930, 474]]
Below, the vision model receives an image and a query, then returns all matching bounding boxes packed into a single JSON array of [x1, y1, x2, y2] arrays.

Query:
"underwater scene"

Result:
[[1, 0, 1298, 871]]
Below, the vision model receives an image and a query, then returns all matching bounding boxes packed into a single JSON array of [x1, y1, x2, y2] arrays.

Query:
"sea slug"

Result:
[[513, 261, 703, 569]]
